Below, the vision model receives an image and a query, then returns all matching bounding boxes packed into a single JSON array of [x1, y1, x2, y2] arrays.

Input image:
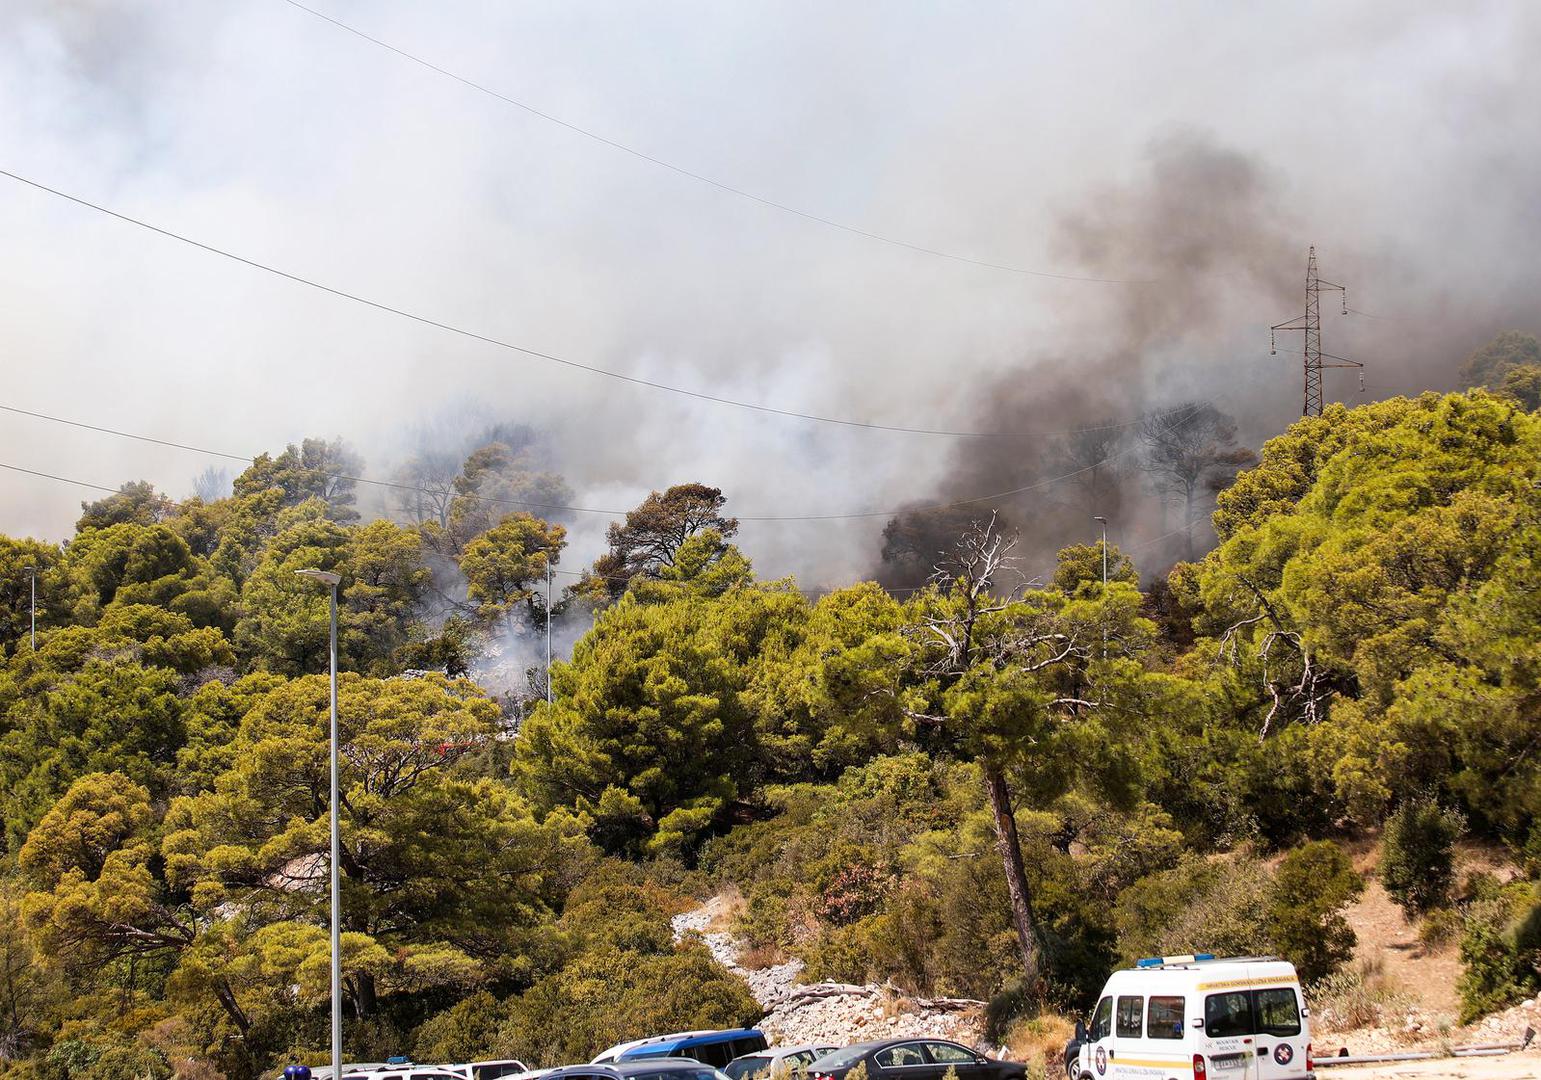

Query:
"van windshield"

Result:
[[1090, 997, 1113, 1042]]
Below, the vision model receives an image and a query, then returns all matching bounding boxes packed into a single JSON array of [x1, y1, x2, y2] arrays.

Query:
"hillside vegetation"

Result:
[[0, 378, 1539, 1079]]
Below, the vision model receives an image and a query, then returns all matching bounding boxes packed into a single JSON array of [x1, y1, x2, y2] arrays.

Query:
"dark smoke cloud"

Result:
[[873, 136, 1304, 585]]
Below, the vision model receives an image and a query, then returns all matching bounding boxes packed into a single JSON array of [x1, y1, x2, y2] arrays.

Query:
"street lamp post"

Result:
[[1092, 517, 1109, 661], [23, 565, 36, 650], [545, 558, 553, 706], [1093, 517, 1109, 586], [295, 568, 342, 1078]]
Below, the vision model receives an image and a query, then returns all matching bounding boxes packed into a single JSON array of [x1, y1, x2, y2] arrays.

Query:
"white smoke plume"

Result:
[[3, 0, 1540, 590]]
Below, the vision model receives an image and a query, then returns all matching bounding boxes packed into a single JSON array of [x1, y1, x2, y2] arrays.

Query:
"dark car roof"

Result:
[[816, 1040, 982, 1060], [548, 1060, 717, 1079]]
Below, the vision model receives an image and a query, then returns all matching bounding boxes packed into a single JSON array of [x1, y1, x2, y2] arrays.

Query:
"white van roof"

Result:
[[1132, 954, 1282, 970], [1099, 955, 1300, 991]]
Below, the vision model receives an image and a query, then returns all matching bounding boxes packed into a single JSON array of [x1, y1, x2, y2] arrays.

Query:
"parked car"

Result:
[[807, 1041, 1023, 1080], [724, 1046, 839, 1080], [306, 1063, 393, 1080], [544, 1059, 732, 1080], [306, 1061, 465, 1080], [447, 1061, 531, 1080], [592, 1030, 769, 1069]]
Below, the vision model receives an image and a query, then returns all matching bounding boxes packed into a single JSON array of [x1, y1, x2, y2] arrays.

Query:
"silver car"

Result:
[[724, 1047, 841, 1080]]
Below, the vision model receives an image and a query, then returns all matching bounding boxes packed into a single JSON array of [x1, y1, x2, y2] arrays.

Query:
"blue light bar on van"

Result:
[[1137, 953, 1216, 968]]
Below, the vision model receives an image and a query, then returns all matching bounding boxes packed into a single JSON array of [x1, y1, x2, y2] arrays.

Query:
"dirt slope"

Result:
[[1343, 874, 1462, 1024], [1317, 839, 1528, 1055]]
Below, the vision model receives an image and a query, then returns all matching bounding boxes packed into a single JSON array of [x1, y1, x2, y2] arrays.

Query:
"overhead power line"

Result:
[[279, 0, 1151, 286], [2, 168, 1163, 441], [0, 402, 1200, 524], [0, 462, 120, 496]]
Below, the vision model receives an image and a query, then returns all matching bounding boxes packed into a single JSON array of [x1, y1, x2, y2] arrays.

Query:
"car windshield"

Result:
[[725, 1059, 771, 1080], [810, 1049, 867, 1070]]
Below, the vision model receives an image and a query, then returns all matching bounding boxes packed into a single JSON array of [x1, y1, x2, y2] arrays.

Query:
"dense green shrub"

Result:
[[1457, 879, 1541, 1022], [1521, 821, 1541, 878], [1115, 844, 1361, 983], [499, 943, 761, 1067], [1113, 855, 1274, 964], [1381, 797, 1466, 914], [412, 991, 512, 1064], [799, 918, 881, 984], [1418, 908, 1463, 950], [555, 861, 681, 955], [1268, 840, 1363, 982]]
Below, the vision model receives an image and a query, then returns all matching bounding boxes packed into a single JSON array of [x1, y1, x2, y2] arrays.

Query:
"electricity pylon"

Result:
[[1271, 246, 1360, 416]]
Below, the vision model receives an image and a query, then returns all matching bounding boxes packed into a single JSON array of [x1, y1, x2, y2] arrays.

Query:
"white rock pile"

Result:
[[1467, 994, 1541, 1048], [672, 898, 990, 1051]]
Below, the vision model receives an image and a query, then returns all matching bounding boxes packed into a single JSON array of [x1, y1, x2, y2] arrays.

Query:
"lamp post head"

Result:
[[1093, 516, 1108, 525], [294, 569, 342, 587]]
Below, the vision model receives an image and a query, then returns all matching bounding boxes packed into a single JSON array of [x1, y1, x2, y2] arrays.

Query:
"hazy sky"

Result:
[[3, 1, 1538, 584]]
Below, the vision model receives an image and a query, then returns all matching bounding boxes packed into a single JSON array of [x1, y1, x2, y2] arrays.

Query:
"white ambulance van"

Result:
[[1067, 955, 1312, 1080]]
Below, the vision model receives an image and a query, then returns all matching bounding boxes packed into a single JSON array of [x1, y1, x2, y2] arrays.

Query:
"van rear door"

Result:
[[1199, 988, 1256, 1080]]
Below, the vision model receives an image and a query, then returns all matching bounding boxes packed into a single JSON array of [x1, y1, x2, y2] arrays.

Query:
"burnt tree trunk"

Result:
[[213, 977, 251, 1037], [984, 763, 1046, 1004], [355, 970, 379, 1018]]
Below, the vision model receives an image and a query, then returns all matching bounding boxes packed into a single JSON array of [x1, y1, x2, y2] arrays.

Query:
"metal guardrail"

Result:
[[1313, 1026, 1535, 1067]]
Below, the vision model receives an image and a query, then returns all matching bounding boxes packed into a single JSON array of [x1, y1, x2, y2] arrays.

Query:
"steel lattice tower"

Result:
[[1271, 246, 1359, 416]]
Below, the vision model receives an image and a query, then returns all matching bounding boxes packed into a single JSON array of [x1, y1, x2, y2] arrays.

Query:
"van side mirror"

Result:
[[1075, 1020, 1088, 1042]]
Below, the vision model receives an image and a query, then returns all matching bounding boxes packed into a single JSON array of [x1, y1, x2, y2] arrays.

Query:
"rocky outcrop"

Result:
[[673, 897, 990, 1051]]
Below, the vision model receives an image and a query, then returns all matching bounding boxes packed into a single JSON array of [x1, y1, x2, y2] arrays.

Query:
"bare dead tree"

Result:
[[1053, 419, 1129, 516], [190, 465, 231, 503], [896, 514, 1097, 1006], [393, 450, 460, 530], [879, 505, 1012, 591], [915, 513, 1024, 672], [1139, 402, 1257, 559], [1217, 574, 1333, 737]]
